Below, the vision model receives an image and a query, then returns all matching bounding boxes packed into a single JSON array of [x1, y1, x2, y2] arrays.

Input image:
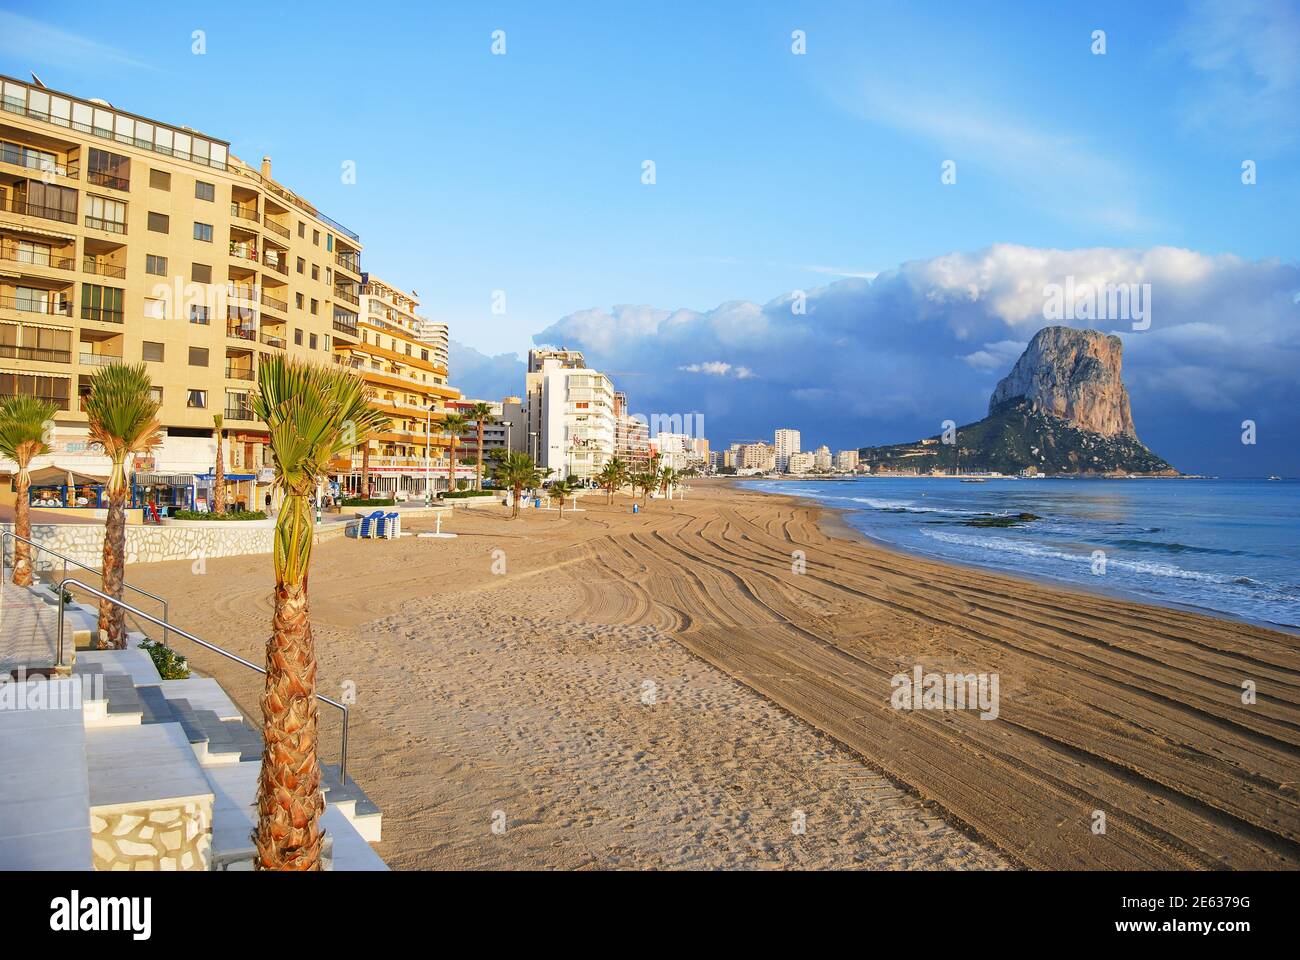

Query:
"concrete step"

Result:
[[322, 764, 383, 842], [0, 678, 93, 869]]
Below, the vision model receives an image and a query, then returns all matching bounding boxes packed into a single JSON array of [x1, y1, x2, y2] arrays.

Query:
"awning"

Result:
[[134, 472, 197, 486], [194, 472, 256, 482], [29, 465, 107, 485]]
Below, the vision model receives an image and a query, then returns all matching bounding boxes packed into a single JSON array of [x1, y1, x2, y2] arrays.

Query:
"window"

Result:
[[189, 305, 210, 325], [327, 235, 334, 252], [311, 264, 319, 281], [149, 169, 171, 190], [310, 299, 318, 315], [188, 347, 209, 367], [312, 229, 319, 246], [295, 293, 304, 309], [325, 268, 332, 284], [309, 333, 318, 350], [143, 297, 166, 320], [193, 222, 213, 242], [191, 263, 211, 284], [0, 372, 71, 411], [87, 148, 130, 190], [294, 328, 303, 346], [85, 195, 126, 233], [194, 180, 215, 202], [187, 389, 207, 408], [148, 212, 169, 233], [81, 284, 123, 323], [142, 341, 164, 362], [324, 335, 331, 351], [149, 386, 163, 405], [297, 222, 305, 238], [421, 349, 428, 362], [296, 257, 304, 274], [145, 254, 167, 276]]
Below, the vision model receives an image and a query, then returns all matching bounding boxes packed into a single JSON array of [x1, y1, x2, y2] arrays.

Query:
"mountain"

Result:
[[858, 327, 1177, 476]]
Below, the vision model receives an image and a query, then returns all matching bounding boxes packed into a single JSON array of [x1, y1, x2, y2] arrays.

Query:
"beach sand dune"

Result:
[[124, 482, 1300, 869]]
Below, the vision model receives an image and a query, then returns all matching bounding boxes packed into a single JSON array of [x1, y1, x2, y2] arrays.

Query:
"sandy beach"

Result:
[[122, 480, 1300, 870]]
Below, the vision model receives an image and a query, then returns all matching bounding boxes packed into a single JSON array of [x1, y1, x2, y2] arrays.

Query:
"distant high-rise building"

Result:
[[787, 451, 815, 474], [774, 428, 800, 471], [835, 449, 859, 472], [813, 444, 833, 472]]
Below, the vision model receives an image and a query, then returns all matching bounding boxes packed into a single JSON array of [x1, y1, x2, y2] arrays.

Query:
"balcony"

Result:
[[262, 252, 288, 276], [79, 352, 122, 367], [260, 290, 287, 314], [226, 321, 257, 342], [332, 311, 358, 337], [229, 242, 259, 264], [335, 253, 361, 276], [334, 287, 359, 307], [0, 194, 76, 225], [262, 216, 289, 240], [224, 362, 255, 381], [0, 143, 78, 179], [2, 294, 73, 317], [0, 344, 71, 363], [0, 244, 73, 271], [259, 332, 286, 350], [82, 258, 127, 279], [80, 303, 123, 323], [224, 402, 256, 422], [87, 170, 129, 192], [84, 215, 126, 235], [230, 202, 259, 224]]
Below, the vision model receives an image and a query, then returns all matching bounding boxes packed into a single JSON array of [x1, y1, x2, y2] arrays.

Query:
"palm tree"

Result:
[[359, 443, 371, 500], [0, 396, 56, 587], [83, 364, 163, 648], [211, 414, 225, 514], [251, 355, 387, 870], [658, 465, 678, 499], [441, 412, 468, 498], [548, 478, 572, 518], [596, 457, 627, 504], [631, 471, 656, 506], [467, 401, 495, 491], [491, 452, 542, 519]]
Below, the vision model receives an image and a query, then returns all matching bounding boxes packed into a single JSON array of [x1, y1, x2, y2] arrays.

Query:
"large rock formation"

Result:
[[857, 325, 1176, 476], [989, 326, 1136, 438]]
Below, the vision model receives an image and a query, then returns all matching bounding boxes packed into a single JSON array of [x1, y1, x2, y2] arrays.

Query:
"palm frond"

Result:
[[0, 395, 57, 464], [83, 363, 163, 466]]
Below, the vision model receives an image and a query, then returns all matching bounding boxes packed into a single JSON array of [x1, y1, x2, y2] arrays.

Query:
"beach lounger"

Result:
[[385, 512, 400, 539], [373, 511, 389, 539]]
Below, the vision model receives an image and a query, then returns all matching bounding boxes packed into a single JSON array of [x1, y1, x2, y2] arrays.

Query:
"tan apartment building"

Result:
[[332, 275, 460, 498], [0, 75, 362, 512]]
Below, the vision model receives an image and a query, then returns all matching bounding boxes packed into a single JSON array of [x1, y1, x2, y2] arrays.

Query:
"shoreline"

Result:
[[123, 482, 1300, 870], [740, 479, 1300, 637]]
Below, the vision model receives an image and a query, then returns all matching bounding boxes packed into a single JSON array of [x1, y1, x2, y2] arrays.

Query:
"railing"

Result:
[[262, 216, 289, 239], [226, 322, 257, 342], [0, 145, 78, 179], [53, 577, 351, 781], [0, 194, 77, 224], [85, 215, 126, 234], [332, 316, 359, 337], [80, 303, 124, 323], [1, 530, 169, 651], [224, 404, 256, 421], [333, 287, 359, 306], [82, 258, 127, 279], [225, 362, 255, 380], [1, 294, 73, 316], [259, 332, 286, 349], [263, 253, 288, 275], [230, 203, 259, 222], [229, 244, 258, 263], [260, 291, 287, 313], [0, 245, 73, 270], [335, 253, 361, 274], [87, 170, 130, 191], [0, 344, 70, 363], [79, 352, 122, 367]]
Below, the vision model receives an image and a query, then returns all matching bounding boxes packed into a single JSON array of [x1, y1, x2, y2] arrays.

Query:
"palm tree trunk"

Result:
[[476, 423, 484, 491], [360, 445, 371, 500], [511, 482, 522, 518], [255, 492, 325, 870], [12, 465, 33, 586], [447, 437, 457, 496], [213, 430, 225, 513], [98, 467, 127, 648]]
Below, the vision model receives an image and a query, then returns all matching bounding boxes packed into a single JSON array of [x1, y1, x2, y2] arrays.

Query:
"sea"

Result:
[[742, 477, 1300, 630]]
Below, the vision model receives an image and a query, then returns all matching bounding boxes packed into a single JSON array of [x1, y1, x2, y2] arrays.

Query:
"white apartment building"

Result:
[[836, 449, 859, 472], [813, 445, 833, 472], [414, 317, 449, 370], [537, 358, 616, 481], [774, 428, 800, 471], [787, 451, 815, 474], [654, 431, 691, 472]]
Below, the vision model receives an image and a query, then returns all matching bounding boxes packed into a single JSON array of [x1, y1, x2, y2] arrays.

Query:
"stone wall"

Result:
[[1, 521, 347, 571], [90, 797, 213, 871]]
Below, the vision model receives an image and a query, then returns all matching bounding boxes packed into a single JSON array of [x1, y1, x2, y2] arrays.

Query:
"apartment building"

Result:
[[774, 428, 800, 472], [414, 317, 449, 370], [813, 445, 833, 472], [448, 397, 511, 460], [654, 432, 709, 472], [836, 449, 859, 472], [535, 356, 616, 481], [524, 347, 585, 463], [332, 275, 460, 497], [613, 391, 652, 472], [736, 441, 776, 474], [0, 75, 362, 510], [787, 451, 815, 475]]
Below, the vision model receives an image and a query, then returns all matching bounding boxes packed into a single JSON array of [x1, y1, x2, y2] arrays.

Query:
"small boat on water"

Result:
[[1268, 475, 1282, 481], [960, 478, 987, 483]]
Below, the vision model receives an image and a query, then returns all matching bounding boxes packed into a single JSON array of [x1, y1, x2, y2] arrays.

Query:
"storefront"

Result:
[[132, 472, 198, 514], [26, 466, 108, 509], [193, 471, 258, 512]]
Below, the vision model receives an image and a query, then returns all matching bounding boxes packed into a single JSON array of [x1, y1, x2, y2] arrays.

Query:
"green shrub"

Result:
[[171, 509, 267, 521], [341, 497, 396, 507], [139, 637, 190, 679], [443, 490, 495, 499]]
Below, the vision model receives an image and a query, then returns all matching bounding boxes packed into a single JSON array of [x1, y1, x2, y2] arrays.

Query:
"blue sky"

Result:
[[3, 1, 1298, 473]]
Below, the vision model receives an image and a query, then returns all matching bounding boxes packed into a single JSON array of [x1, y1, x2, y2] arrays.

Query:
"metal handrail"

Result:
[[1, 530, 169, 645], [55, 578, 350, 781]]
